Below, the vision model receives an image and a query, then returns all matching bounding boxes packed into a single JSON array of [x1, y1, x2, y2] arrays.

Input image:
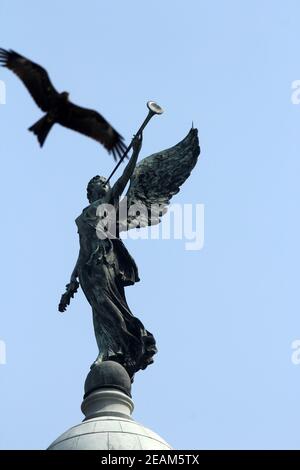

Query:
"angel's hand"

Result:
[[132, 132, 143, 153], [68, 280, 80, 291]]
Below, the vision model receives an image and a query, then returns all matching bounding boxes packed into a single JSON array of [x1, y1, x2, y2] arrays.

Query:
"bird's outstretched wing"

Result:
[[118, 128, 200, 231], [0, 48, 59, 111], [59, 102, 127, 160]]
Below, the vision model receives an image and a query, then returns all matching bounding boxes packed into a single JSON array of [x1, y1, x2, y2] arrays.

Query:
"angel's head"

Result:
[[87, 175, 110, 203]]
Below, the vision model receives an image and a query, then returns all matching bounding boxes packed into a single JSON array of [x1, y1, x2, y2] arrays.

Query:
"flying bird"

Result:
[[0, 48, 126, 160]]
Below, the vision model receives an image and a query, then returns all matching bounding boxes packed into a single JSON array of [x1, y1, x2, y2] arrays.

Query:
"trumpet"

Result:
[[106, 101, 164, 185]]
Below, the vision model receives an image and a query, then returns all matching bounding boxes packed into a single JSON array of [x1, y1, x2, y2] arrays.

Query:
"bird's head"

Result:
[[61, 91, 70, 101], [87, 175, 110, 203]]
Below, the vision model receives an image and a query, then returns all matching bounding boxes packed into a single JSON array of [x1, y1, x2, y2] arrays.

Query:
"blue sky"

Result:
[[1, 0, 300, 450]]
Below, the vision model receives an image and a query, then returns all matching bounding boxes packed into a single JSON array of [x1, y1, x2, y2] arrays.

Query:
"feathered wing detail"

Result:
[[118, 128, 200, 232], [0, 48, 59, 111], [58, 102, 127, 160]]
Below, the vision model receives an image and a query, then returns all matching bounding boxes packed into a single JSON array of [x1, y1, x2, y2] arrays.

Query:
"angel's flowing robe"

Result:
[[75, 201, 157, 378]]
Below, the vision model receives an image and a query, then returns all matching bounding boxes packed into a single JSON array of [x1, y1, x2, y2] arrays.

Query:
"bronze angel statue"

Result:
[[59, 128, 200, 379]]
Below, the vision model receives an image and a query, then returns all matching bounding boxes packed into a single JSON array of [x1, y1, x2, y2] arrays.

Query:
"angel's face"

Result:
[[88, 180, 109, 203]]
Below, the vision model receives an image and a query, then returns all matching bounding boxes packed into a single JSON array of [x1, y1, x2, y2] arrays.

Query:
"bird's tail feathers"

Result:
[[28, 115, 54, 147]]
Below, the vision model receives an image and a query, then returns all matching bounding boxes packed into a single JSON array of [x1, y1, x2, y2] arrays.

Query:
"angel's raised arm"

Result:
[[110, 134, 143, 202]]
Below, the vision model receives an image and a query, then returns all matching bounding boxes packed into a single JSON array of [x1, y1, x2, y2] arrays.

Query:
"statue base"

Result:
[[47, 361, 172, 450]]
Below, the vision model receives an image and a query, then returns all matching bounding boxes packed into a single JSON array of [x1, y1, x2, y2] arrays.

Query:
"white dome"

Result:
[[48, 415, 171, 450], [47, 387, 172, 450]]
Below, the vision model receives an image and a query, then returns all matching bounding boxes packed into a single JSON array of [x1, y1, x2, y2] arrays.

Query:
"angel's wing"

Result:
[[118, 128, 200, 232]]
